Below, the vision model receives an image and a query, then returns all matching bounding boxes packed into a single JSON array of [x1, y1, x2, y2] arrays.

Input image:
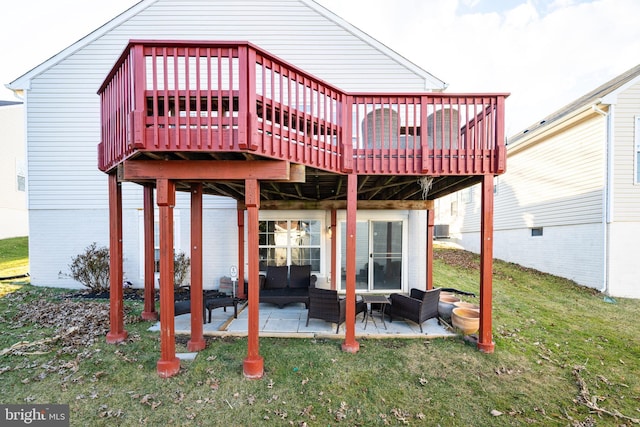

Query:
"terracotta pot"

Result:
[[438, 295, 461, 322], [453, 301, 479, 312], [451, 307, 480, 335]]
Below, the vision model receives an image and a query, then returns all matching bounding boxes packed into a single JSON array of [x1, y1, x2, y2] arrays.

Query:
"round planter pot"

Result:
[[453, 301, 479, 312], [438, 295, 461, 322], [451, 307, 480, 335]]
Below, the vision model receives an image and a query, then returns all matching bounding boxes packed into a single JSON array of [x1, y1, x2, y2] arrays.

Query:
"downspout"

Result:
[[591, 102, 611, 294]]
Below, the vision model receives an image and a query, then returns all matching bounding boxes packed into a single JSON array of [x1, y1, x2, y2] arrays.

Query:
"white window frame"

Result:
[[635, 115, 640, 184], [258, 211, 325, 274], [335, 210, 409, 293]]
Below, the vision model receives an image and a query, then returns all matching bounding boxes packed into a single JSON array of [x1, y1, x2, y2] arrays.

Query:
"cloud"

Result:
[[317, 0, 640, 136]]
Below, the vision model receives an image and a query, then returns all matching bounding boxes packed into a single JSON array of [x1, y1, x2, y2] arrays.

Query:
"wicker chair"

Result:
[[306, 287, 366, 333], [386, 288, 441, 332]]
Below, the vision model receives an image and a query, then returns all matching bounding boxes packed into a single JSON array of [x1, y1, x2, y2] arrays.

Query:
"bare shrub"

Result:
[[68, 242, 110, 292]]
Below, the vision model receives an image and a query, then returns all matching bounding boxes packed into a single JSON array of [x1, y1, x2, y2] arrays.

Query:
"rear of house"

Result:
[[443, 65, 640, 299], [8, 0, 449, 292]]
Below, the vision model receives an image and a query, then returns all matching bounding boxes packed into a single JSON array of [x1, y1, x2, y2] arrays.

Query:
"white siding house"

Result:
[[0, 101, 28, 240], [7, 0, 446, 290], [444, 64, 640, 299]]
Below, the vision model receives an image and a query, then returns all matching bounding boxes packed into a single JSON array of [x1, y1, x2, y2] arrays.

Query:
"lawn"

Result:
[[0, 236, 29, 280], [1, 239, 639, 426]]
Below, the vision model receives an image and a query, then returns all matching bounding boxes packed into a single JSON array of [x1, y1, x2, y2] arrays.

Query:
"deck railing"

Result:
[[98, 41, 506, 176]]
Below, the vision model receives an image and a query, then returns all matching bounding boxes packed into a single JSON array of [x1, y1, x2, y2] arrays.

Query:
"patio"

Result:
[[149, 302, 456, 339]]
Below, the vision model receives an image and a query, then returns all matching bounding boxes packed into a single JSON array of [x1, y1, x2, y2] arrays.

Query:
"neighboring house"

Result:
[[444, 64, 640, 299], [0, 100, 28, 240]]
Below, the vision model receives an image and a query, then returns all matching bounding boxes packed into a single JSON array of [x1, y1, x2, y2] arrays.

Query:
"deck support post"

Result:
[[237, 206, 246, 299], [341, 174, 360, 353], [106, 173, 128, 343], [478, 175, 495, 353], [243, 179, 264, 378], [330, 209, 337, 290], [156, 178, 180, 377], [426, 208, 434, 290], [141, 184, 158, 321], [187, 183, 206, 352]]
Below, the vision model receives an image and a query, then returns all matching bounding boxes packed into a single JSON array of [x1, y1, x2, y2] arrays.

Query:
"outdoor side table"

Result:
[[205, 296, 238, 323], [361, 295, 390, 330]]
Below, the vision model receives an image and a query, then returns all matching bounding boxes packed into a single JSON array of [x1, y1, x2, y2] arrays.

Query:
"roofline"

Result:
[[506, 101, 604, 154], [303, 0, 447, 91], [507, 63, 640, 147], [7, 0, 155, 92], [7, 0, 448, 95]]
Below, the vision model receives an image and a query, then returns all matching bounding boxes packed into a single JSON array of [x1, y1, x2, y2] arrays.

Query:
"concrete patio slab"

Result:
[[148, 301, 457, 339]]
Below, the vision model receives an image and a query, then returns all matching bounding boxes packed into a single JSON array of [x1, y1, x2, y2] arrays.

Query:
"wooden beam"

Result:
[[478, 174, 495, 354], [254, 200, 434, 210], [121, 160, 297, 181]]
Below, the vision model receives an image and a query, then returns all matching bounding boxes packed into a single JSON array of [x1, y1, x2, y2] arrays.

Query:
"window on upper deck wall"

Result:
[[635, 116, 640, 184]]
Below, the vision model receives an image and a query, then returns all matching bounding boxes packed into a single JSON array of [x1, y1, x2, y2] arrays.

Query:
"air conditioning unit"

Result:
[[434, 224, 449, 239]]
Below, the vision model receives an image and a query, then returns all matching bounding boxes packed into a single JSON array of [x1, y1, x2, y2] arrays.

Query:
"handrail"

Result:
[[98, 40, 508, 176]]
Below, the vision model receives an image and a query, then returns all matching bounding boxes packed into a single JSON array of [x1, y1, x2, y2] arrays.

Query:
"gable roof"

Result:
[[508, 63, 640, 147], [7, 0, 446, 94]]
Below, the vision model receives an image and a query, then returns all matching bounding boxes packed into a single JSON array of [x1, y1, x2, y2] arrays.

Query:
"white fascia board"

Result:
[[7, 0, 156, 92], [302, 0, 447, 91], [601, 74, 640, 105]]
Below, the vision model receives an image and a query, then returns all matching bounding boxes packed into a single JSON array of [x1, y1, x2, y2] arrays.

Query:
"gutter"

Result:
[[591, 101, 611, 294]]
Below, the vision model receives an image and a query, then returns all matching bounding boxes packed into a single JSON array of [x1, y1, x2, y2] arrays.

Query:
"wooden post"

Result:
[[478, 175, 495, 353], [141, 184, 158, 321], [341, 174, 359, 353], [426, 208, 434, 290], [243, 179, 264, 378], [237, 207, 246, 299], [330, 209, 337, 290], [188, 183, 206, 352], [156, 178, 180, 377], [106, 173, 128, 343]]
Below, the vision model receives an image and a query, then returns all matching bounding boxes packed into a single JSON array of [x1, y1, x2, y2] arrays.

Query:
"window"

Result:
[[259, 220, 321, 271], [16, 159, 25, 192], [635, 116, 640, 184], [531, 227, 543, 237]]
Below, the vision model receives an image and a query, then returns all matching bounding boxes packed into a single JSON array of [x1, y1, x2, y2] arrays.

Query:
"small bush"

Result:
[[68, 242, 110, 292], [173, 251, 191, 289]]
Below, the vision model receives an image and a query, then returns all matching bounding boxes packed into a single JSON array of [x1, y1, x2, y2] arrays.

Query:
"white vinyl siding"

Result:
[[611, 80, 640, 221], [457, 114, 605, 234]]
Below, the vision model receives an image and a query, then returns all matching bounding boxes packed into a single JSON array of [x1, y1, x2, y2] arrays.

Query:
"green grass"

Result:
[[1, 239, 639, 426], [0, 236, 29, 279]]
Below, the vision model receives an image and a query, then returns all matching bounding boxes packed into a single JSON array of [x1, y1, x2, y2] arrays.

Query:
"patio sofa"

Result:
[[258, 264, 317, 308]]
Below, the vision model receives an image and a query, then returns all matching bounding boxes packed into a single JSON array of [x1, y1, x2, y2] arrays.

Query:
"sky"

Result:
[[1, 0, 639, 137]]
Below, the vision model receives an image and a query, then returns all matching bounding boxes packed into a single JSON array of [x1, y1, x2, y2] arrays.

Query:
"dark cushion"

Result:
[[263, 265, 288, 290], [289, 264, 312, 288]]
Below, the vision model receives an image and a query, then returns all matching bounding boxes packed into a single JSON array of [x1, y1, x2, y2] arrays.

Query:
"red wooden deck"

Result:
[[98, 40, 506, 178], [99, 40, 506, 378]]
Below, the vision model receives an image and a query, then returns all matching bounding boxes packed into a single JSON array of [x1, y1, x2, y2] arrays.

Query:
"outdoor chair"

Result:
[[306, 287, 366, 333], [386, 288, 441, 332]]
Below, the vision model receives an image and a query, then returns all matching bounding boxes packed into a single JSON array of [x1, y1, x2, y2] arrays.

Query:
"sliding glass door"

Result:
[[340, 220, 403, 292]]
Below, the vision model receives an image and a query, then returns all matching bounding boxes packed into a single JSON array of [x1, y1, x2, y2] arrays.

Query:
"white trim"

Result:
[[8, 0, 446, 94], [335, 210, 409, 293], [635, 115, 640, 185], [7, 0, 156, 91], [302, 0, 446, 91]]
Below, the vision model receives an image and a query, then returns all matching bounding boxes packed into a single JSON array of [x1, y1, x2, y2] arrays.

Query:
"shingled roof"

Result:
[[508, 63, 640, 146]]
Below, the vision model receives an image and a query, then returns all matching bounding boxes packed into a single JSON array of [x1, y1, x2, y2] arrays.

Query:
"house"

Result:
[[7, 0, 507, 377], [0, 101, 28, 240], [443, 64, 640, 299]]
